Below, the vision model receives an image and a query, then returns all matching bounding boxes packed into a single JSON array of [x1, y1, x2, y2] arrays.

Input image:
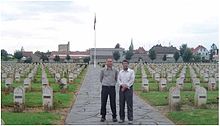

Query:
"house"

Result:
[[192, 45, 210, 61], [150, 44, 180, 63], [89, 48, 125, 63], [49, 51, 90, 62]]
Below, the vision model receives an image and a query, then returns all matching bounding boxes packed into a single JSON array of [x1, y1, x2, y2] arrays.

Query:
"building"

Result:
[[58, 41, 70, 52], [49, 41, 89, 62], [21, 51, 41, 63], [192, 45, 210, 61], [149, 44, 180, 63], [90, 48, 125, 63], [130, 47, 151, 62], [49, 50, 90, 62]]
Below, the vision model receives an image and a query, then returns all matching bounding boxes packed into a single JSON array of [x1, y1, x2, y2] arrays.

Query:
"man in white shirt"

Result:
[[118, 60, 135, 124]]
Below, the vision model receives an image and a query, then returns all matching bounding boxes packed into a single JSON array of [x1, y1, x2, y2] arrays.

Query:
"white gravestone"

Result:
[[55, 73, 61, 83], [14, 86, 25, 112], [42, 78, 49, 86], [142, 75, 149, 92], [159, 78, 167, 91], [169, 87, 181, 111], [194, 86, 207, 107], [155, 73, 160, 82], [192, 78, 200, 90], [23, 78, 31, 91], [42, 86, 53, 110], [15, 72, 20, 82], [68, 73, 74, 83], [208, 78, 216, 91]]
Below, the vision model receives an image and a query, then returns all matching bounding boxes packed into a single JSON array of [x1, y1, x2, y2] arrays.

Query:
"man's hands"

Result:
[[121, 84, 128, 92]]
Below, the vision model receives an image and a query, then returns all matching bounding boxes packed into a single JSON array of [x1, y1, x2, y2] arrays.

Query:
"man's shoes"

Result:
[[100, 117, 106, 122], [118, 119, 124, 123], [112, 118, 118, 122], [128, 120, 133, 124]]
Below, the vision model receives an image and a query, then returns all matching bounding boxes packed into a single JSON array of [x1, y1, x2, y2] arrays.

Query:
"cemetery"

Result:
[[1, 62, 219, 125], [1, 62, 88, 124], [133, 63, 219, 125]]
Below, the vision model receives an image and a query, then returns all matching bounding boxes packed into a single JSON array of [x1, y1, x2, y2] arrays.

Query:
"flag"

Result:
[[94, 14, 96, 30]]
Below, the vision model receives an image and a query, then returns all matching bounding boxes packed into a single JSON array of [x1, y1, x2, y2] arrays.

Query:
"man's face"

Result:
[[106, 58, 113, 68], [122, 61, 128, 70]]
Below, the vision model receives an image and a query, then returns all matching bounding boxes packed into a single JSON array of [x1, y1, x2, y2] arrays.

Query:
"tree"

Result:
[[14, 51, 23, 61], [129, 38, 134, 52], [113, 51, 120, 61], [83, 57, 90, 64], [179, 44, 187, 56], [54, 55, 60, 62], [125, 39, 134, 60], [173, 51, 180, 62], [1, 49, 8, 61], [148, 48, 156, 62], [194, 53, 201, 62], [125, 51, 133, 60], [66, 55, 71, 61], [162, 54, 167, 61], [210, 43, 218, 62], [115, 43, 120, 48], [24, 57, 32, 63], [41, 54, 48, 62], [182, 48, 193, 62]]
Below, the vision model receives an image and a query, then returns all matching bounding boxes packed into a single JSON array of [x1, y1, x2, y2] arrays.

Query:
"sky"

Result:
[[0, 0, 219, 54]]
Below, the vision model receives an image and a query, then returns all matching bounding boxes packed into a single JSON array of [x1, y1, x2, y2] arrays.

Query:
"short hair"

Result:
[[122, 59, 129, 64], [106, 57, 113, 60]]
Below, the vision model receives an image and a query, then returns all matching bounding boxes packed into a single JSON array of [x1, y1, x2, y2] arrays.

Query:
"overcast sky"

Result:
[[0, 0, 219, 54]]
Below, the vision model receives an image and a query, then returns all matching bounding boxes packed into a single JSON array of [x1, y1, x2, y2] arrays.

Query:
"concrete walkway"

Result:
[[65, 65, 174, 125]]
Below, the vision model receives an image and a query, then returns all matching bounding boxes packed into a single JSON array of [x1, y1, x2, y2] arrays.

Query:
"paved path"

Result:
[[65, 65, 174, 125]]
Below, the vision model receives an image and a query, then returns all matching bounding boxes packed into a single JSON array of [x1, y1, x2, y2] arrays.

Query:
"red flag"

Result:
[[94, 14, 96, 30]]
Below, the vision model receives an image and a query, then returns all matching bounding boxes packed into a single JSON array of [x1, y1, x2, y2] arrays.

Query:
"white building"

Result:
[[192, 45, 210, 60]]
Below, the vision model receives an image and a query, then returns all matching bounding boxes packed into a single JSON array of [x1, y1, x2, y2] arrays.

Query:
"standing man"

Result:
[[118, 60, 135, 124], [100, 58, 118, 122]]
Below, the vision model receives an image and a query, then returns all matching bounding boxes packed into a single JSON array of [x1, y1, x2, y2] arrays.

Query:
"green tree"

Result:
[[125, 51, 133, 60], [54, 55, 60, 62], [115, 43, 120, 48], [24, 57, 32, 63], [162, 54, 167, 61], [173, 51, 180, 62], [182, 48, 193, 62], [148, 48, 156, 62], [14, 51, 23, 61], [125, 39, 134, 60], [194, 53, 201, 62], [66, 55, 71, 61], [83, 57, 90, 64], [210, 43, 218, 62], [1, 49, 8, 61], [41, 53, 48, 62], [180, 44, 187, 56], [113, 51, 120, 61], [129, 38, 134, 52]]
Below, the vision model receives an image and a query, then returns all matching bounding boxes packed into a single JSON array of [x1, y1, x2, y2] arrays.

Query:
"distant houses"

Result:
[[192, 45, 210, 61], [4, 41, 218, 63]]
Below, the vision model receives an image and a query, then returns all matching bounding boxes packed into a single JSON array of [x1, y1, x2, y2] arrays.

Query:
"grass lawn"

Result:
[[1, 91, 74, 108], [1, 112, 60, 125], [168, 109, 218, 125]]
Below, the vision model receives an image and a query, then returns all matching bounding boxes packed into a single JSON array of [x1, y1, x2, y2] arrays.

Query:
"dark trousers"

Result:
[[119, 86, 133, 121], [100, 86, 117, 118]]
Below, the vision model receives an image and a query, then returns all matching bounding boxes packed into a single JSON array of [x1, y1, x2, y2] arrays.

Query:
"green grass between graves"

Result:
[[134, 65, 219, 125], [168, 109, 218, 125], [1, 112, 60, 125]]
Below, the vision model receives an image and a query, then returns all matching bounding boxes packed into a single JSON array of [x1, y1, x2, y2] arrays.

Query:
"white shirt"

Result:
[[118, 68, 135, 89]]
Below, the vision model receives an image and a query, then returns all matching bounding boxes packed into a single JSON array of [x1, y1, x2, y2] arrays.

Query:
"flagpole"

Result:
[[94, 26, 96, 68], [94, 13, 96, 68]]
